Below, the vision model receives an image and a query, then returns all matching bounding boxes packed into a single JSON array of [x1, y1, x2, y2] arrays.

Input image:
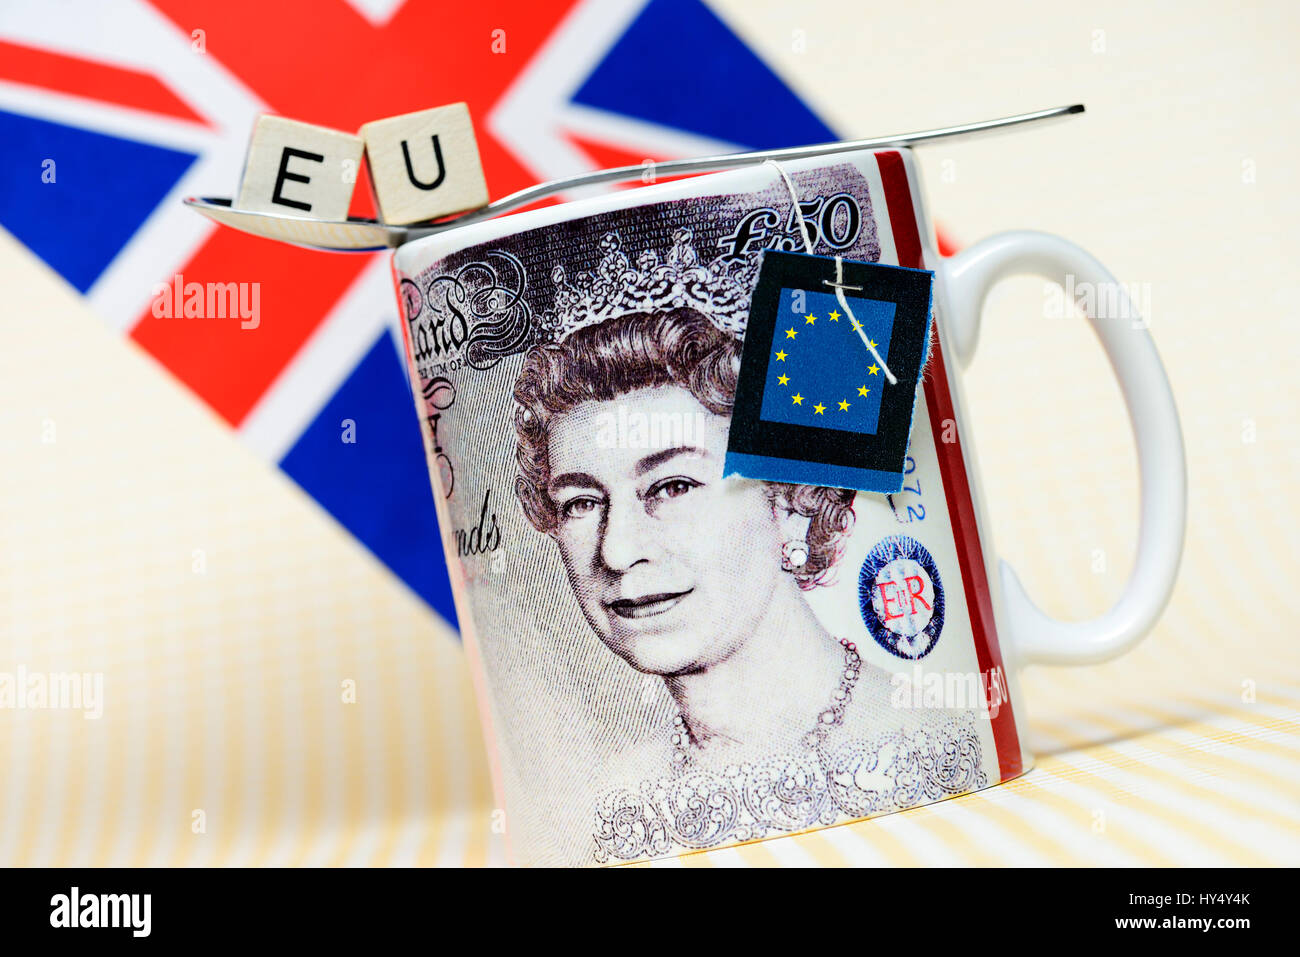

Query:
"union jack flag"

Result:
[[0, 0, 838, 628]]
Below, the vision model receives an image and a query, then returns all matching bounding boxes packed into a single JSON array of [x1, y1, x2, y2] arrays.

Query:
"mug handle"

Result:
[[938, 230, 1186, 666]]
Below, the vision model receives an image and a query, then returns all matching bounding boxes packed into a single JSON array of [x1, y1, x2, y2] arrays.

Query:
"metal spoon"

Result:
[[183, 103, 1084, 253]]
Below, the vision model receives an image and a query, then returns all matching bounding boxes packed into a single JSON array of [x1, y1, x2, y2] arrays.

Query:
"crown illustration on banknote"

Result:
[[542, 228, 761, 339]]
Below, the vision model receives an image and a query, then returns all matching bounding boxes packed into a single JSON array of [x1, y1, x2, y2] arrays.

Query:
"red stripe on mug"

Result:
[[874, 150, 1023, 780]]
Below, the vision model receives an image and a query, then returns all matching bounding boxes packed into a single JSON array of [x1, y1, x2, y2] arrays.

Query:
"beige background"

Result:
[[1, 0, 1296, 865]]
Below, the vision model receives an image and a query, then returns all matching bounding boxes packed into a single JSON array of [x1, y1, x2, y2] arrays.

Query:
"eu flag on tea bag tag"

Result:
[[724, 251, 935, 494]]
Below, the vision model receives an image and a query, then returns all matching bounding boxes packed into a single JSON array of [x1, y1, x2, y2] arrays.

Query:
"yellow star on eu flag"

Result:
[[786, 327, 798, 339], [838, 399, 850, 411], [868, 363, 880, 376], [777, 373, 789, 385], [813, 403, 826, 415], [791, 393, 804, 405], [857, 385, 870, 396], [805, 314, 816, 325], [775, 350, 787, 361], [828, 310, 840, 321]]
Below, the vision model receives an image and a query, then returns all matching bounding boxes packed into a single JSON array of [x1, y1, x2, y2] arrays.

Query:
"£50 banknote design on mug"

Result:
[[393, 156, 1005, 866]]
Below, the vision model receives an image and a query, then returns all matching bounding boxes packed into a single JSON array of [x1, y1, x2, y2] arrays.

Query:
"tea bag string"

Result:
[[765, 160, 897, 385]]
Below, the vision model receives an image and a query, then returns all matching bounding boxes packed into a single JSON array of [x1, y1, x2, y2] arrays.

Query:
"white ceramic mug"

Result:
[[391, 146, 1185, 866]]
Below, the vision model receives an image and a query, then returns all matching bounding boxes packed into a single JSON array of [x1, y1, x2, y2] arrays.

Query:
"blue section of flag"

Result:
[[279, 329, 458, 627], [0, 109, 195, 293], [759, 289, 894, 435], [573, 0, 835, 149]]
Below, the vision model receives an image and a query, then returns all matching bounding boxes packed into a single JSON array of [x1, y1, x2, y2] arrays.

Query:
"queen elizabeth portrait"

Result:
[[512, 305, 987, 862]]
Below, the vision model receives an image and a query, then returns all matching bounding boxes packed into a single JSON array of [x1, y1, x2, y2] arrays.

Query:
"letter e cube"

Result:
[[236, 115, 363, 221]]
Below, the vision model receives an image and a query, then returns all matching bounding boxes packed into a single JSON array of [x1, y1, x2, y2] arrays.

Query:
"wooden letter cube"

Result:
[[360, 103, 489, 225], [236, 115, 363, 221]]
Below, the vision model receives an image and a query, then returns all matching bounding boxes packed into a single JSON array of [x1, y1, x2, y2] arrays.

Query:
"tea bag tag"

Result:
[[723, 249, 934, 494]]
